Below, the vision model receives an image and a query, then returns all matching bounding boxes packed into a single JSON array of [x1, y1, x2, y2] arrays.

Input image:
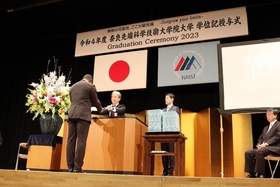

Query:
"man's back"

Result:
[[68, 80, 101, 122]]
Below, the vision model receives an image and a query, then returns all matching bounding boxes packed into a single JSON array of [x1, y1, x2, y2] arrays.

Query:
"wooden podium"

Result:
[[60, 116, 148, 174]]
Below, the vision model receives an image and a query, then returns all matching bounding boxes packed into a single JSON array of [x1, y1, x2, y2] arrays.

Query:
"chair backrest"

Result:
[[15, 142, 28, 170], [20, 142, 27, 149]]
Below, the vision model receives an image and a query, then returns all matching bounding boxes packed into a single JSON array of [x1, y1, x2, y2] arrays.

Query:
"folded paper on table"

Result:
[[151, 150, 168, 153]]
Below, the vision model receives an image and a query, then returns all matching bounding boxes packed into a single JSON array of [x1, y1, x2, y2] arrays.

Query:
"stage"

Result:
[[0, 169, 279, 187]]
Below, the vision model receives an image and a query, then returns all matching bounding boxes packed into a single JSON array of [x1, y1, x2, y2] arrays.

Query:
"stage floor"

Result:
[[0, 169, 279, 187]]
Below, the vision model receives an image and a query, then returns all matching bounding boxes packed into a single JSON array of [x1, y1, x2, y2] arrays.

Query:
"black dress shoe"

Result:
[[68, 168, 73, 172], [246, 173, 256, 178], [257, 174, 265, 178], [162, 170, 168, 176], [73, 169, 84, 173], [167, 168, 174, 176]]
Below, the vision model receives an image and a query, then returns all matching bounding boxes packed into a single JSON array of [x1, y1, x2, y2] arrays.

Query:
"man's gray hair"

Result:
[[112, 90, 122, 98], [267, 108, 279, 118]]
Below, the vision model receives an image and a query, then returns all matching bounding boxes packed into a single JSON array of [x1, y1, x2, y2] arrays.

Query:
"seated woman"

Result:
[[101, 90, 126, 117]]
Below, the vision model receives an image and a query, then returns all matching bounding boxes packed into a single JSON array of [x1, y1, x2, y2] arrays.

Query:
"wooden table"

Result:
[[142, 133, 187, 176]]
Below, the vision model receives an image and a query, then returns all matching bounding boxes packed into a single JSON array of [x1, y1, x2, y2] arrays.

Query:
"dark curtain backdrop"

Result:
[[0, 1, 279, 170]]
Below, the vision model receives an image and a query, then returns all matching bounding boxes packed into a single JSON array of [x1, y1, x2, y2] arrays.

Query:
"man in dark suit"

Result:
[[245, 108, 280, 178], [161, 93, 180, 176], [102, 90, 126, 117], [66, 74, 103, 173]]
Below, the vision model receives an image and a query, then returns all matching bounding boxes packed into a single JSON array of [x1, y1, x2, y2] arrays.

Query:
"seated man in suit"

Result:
[[244, 108, 280, 178], [102, 90, 126, 117]]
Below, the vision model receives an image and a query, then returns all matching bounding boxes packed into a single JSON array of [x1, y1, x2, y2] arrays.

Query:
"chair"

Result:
[[15, 142, 28, 170], [264, 154, 280, 178]]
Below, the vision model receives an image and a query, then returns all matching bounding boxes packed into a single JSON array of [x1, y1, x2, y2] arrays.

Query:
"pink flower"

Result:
[[49, 97, 57, 104], [32, 97, 37, 103]]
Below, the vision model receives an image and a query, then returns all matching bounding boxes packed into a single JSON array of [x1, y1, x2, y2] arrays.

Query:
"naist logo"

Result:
[[173, 50, 204, 80]]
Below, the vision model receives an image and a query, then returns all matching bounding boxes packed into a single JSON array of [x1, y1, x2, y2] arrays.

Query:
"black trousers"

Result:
[[244, 148, 272, 175], [66, 119, 90, 171], [161, 142, 175, 174]]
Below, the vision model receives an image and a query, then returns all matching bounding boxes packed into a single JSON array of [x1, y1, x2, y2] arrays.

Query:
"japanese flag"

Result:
[[93, 50, 148, 92]]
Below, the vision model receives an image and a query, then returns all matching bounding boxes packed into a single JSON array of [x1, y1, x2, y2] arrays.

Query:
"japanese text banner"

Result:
[[75, 7, 247, 56]]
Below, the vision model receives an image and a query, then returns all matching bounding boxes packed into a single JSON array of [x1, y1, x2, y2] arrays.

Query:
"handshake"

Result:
[[92, 105, 114, 112], [105, 105, 115, 111]]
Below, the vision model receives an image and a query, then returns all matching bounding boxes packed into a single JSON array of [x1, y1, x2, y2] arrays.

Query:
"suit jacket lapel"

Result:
[[167, 105, 174, 111], [265, 123, 276, 138]]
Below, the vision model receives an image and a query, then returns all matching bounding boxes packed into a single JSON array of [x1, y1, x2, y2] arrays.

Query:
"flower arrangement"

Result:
[[25, 57, 71, 120]]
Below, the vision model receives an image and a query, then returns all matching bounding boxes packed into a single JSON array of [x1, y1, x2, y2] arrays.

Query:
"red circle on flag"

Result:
[[109, 60, 130, 83]]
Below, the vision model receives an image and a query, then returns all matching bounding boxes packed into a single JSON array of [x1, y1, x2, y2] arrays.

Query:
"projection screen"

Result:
[[218, 38, 280, 114]]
